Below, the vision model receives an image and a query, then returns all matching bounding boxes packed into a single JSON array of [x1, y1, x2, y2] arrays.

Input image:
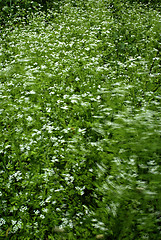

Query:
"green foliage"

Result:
[[0, 0, 65, 28], [0, 0, 161, 239]]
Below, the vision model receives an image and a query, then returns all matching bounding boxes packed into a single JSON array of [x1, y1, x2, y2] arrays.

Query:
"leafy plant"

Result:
[[0, 0, 161, 239]]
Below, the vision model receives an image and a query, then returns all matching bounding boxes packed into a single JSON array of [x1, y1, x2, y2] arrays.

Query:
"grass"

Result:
[[0, 0, 161, 239]]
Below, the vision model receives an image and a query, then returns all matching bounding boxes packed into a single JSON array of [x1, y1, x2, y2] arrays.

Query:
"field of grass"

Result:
[[0, 0, 161, 239]]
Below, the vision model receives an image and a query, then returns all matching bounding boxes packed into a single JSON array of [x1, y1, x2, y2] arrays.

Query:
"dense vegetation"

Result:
[[0, 0, 161, 239]]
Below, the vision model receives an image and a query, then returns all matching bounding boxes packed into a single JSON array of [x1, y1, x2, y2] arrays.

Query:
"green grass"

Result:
[[0, 0, 161, 239]]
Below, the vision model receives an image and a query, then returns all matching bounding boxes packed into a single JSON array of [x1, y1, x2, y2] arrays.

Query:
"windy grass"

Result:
[[0, 0, 161, 239]]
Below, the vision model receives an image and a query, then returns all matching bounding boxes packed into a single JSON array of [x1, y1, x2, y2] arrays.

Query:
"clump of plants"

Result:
[[0, 0, 161, 239]]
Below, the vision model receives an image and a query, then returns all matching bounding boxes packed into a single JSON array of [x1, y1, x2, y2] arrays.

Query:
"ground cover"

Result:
[[0, 0, 161, 239]]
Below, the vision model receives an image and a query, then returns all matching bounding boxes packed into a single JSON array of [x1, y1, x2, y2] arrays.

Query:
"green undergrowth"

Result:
[[0, 0, 161, 239]]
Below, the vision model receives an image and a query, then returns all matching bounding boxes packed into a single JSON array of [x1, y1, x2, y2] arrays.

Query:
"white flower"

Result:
[[12, 220, 22, 233], [26, 116, 32, 122], [34, 210, 40, 215], [71, 99, 78, 103], [41, 65, 47, 70], [75, 186, 85, 195], [40, 201, 45, 206], [78, 128, 86, 134], [61, 105, 69, 110], [46, 125, 54, 133], [0, 218, 6, 226], [45, 196, 52, 203], [11, 220, 17, 225], [75, 77, 80, 81], [20, 206, 27, 212], [42, 208, 48, 213], [28, 90, 36, 94]]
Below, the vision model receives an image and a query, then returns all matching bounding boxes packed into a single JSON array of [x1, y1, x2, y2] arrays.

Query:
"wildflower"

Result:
[[0, 218, 6, 226], [26, 116, 33, 122]]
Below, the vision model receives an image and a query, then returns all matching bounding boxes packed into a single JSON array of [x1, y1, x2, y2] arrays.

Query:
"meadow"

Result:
[[0, 0, 161, 239]]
